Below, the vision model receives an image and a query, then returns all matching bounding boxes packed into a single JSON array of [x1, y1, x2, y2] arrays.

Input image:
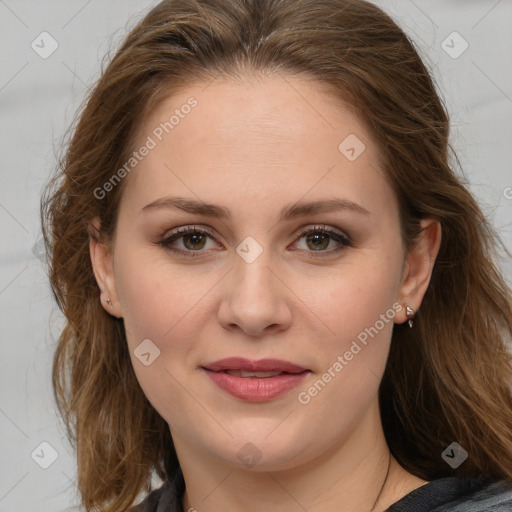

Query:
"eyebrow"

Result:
[[140, 195, 371, 220]]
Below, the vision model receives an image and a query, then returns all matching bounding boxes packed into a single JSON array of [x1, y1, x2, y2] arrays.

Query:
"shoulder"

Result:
[[440, 478, 512, 511], [388, 475, 512, 512]]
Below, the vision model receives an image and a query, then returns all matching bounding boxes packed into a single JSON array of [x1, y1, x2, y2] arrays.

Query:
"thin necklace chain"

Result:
[[370, 452, 392, 512]]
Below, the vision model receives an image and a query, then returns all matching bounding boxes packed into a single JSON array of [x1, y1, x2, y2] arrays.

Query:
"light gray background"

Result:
[[0, 1, 511, 511]]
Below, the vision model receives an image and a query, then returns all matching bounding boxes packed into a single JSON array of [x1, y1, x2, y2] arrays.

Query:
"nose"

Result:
[[217, 249, 293, 337]]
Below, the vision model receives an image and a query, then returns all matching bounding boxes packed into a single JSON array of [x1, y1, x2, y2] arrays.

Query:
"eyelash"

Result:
[[157, 224, 353, 259]]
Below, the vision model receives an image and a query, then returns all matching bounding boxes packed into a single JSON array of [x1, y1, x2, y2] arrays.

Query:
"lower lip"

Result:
[[203, 369, 309, 402]]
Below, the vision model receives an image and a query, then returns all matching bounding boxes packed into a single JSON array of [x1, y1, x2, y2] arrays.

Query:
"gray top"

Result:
[[130, 471, 512, 511]]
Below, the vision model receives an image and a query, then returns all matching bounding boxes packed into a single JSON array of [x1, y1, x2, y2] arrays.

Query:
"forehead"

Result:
[[119, 75, 395, 221]]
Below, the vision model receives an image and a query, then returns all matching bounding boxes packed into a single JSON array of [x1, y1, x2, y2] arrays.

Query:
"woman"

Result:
[[41, 0, 512, 511]]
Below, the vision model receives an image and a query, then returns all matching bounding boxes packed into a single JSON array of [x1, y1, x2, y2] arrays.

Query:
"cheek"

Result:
[[294, 273, 398, 441], [115, 246, 206, 344], [115, 257, 168, 346], [300, 253, 401, 346], [294, 247, 402, 404], [114, 250, 204, 423], [114, 247, 217, 387]]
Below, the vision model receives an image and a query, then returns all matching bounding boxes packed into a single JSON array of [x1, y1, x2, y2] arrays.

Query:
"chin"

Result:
[[196, 420, 321, 473]]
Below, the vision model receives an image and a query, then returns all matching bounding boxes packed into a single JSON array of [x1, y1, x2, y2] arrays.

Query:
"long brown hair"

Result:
[[41, 0, 512, 510]]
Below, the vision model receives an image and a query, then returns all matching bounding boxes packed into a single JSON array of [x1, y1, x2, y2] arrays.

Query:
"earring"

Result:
[[405, 304, 415, 328], [106, 297, 114, 310]]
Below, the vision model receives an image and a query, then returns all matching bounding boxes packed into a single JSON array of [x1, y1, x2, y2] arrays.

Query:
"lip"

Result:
[[201, 357, 310, 402], [202, 357, 308, 373]]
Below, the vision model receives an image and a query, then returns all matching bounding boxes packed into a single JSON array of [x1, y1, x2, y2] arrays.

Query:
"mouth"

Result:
[[201, 357, 311, 401]]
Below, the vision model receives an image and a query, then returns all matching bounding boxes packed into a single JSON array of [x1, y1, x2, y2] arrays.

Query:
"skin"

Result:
[[90, 74, 441, 512]]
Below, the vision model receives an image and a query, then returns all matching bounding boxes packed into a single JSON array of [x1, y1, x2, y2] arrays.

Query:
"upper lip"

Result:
[[202, 357, 308, 373]]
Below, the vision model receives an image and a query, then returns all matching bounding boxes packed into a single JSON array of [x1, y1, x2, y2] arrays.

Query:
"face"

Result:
[[98, 75, 414, 472]]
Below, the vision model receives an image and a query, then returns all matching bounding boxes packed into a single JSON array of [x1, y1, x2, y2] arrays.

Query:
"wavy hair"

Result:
[[41, 0, 512, 510]]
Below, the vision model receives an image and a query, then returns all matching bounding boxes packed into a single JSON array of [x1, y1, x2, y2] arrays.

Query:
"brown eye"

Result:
[[159, 226, 219, 258], [182, 232, 208, 250], [305, 231, 331, 251], [293, 225, 352, 256]]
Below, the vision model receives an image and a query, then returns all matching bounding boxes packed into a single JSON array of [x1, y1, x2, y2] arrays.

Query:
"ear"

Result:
[[395, 218, 442, 325], [89, 217, 122, 318]]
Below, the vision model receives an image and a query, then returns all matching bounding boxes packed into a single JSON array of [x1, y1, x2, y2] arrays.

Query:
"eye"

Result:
[[157, 224, 352, 258], [291, 225, 352, 256], [158, 225, 219, 258]]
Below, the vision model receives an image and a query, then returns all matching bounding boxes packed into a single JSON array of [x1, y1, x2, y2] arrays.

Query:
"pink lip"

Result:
[[201, 357, 310, 402]]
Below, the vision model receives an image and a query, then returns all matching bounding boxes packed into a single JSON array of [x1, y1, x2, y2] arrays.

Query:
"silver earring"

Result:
[[106, 297, 114, 310], [405, 304, 415, 328]]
